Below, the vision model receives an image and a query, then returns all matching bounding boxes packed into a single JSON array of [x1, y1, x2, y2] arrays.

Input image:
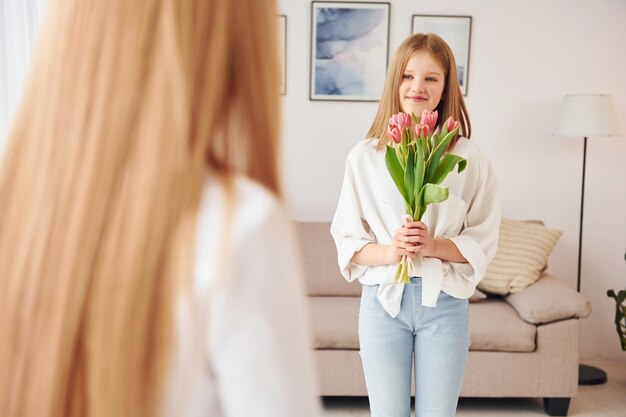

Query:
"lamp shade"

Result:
[[553, 94, 625, 138]]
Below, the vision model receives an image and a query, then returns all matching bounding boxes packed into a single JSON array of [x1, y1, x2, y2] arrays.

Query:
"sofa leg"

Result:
[[543, 397, 570, 416]]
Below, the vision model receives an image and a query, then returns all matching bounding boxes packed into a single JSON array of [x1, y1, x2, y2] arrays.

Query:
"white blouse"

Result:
[[331, 138, 501, 317], [163, 175, 322, 417]]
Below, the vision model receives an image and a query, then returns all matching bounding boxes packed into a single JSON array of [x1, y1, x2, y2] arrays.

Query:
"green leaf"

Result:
[[402, 128, 409, 147], [404, 148, 415, 207], [395, 147, 405, 170], [422, 183, 449, 206], [425, 130, 454, 183], [417, 137, 426, 158], [411, 112, 419, 125], [411, 145, 424, 219], [430, 154, 467, 185], [385, 146, 410, 204], [440, 121, 449, 138], [414, 143, 425, 194], [415, 187, 426, 219], [608, 289, 626, 350], [431, 127, 439, 148]]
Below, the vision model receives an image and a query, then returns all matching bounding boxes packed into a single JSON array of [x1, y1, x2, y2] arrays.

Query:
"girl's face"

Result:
[[398, 51, 446, 118]]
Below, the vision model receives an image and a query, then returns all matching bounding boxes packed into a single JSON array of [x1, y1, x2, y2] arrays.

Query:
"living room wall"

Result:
[[278, 0, 626, 361]]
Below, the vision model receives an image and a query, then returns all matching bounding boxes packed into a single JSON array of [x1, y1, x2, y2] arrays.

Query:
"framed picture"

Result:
[[310, 1, 390, 102], [277, 15, 287, 95], [411, 15, 472, 96]]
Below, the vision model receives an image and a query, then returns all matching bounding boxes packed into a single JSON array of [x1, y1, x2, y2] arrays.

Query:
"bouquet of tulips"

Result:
[[385, 109, 467, 284]]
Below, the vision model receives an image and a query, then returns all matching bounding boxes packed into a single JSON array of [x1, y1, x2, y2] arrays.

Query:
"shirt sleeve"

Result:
[[330, 151, 376, 282], [447, 158, 501, 285], [209, 202, 323, 417]]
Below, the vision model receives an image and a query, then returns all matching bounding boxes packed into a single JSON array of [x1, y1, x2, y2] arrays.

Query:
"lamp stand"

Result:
[[577, 136, 608, 386], [576, 136, 586, 293]]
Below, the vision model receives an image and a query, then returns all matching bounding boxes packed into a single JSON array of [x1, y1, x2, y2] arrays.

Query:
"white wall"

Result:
[[278, 0, 626, 362], [0, 0, 47, 148]]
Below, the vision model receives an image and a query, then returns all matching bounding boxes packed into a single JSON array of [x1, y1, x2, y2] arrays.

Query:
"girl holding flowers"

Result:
[[331, 34, 501, 417]]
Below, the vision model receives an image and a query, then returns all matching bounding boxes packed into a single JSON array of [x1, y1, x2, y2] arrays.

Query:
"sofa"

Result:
[[295, 221, 592, 416]]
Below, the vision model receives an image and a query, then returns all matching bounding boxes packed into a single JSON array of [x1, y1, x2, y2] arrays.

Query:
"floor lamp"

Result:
[[553, 94, 625, 385]]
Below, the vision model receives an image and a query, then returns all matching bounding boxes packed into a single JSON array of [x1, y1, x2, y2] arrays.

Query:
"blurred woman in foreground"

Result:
[[0, 1, 322, 416]]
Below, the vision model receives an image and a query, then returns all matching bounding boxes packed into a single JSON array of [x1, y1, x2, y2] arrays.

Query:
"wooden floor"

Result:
[[323, 360, 626, 417]]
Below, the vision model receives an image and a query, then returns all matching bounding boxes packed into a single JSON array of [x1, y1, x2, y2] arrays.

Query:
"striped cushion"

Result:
[[478, 218, 562, 295]]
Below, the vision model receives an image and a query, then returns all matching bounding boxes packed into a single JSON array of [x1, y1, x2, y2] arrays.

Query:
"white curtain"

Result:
[[0, 0, 47, 151]]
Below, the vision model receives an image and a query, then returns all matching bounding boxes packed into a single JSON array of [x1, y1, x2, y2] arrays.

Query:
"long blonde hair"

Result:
[[0, 0, 279, 416], [367, 33, 471, 151]]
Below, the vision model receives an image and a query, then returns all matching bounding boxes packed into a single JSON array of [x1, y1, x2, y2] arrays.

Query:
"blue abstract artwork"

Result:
[[310, 2, 389, 101]]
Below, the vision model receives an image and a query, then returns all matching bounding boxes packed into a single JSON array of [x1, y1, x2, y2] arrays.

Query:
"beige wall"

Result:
[[278, 0, 626, 361]]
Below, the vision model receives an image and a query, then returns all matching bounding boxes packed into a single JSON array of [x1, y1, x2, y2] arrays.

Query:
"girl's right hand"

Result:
[[389, 224, 418, 263]]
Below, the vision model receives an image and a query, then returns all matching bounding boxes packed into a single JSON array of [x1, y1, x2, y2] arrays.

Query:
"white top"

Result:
[[162, 175, 323, 417], [330, 138, 501, 317]]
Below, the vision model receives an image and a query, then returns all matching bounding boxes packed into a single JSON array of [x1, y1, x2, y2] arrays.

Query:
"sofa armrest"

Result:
[[504, 273, 591, 324]]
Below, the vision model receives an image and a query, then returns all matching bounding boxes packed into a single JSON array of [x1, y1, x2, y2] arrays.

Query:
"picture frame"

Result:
[[411, 15, 472, 96], [277, 15, 287, 96], [310, 1, 390, 102]]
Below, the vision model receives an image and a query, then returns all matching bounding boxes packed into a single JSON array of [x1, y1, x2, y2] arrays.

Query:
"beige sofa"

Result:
[[295, 222, 591, 417]]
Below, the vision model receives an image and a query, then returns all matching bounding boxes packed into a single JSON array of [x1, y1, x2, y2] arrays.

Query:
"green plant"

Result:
[[607, 289, 626, 351]]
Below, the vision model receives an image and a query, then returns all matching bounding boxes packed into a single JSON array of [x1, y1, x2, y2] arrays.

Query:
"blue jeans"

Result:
[[358, 277, 470, 417]]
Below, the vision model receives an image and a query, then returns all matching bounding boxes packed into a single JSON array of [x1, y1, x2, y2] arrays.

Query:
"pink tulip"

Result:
[[387, 125, 402, 144], [414, 123, 430, 138], [420, 109, 438, 132], [388, 112, 411, 131], [445, 116, 460, 132]]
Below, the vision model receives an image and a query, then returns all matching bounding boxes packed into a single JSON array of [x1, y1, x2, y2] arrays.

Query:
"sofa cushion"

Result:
[[469, 299, 536, 352], [310, 296, 536, 352], [310, 297, 360, 349], [478, 218, 562, 295], [505, 273, 592, 324], [295, 222, 361, 296]]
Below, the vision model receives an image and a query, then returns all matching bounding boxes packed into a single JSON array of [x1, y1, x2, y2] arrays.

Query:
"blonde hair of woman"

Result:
[[0, 0, 280, 416]]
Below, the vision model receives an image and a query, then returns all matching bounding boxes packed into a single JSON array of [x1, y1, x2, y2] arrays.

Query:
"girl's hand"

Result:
[[389, 222, 419, 262], [389, 226, 414, 264], [401, 221, 437, 258]]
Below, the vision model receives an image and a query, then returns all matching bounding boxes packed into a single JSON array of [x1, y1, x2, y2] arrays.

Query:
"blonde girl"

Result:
[[331, 33, 500, 417]]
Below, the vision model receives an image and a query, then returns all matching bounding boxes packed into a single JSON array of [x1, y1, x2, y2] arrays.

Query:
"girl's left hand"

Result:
[[403, 221, 437, 257]]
